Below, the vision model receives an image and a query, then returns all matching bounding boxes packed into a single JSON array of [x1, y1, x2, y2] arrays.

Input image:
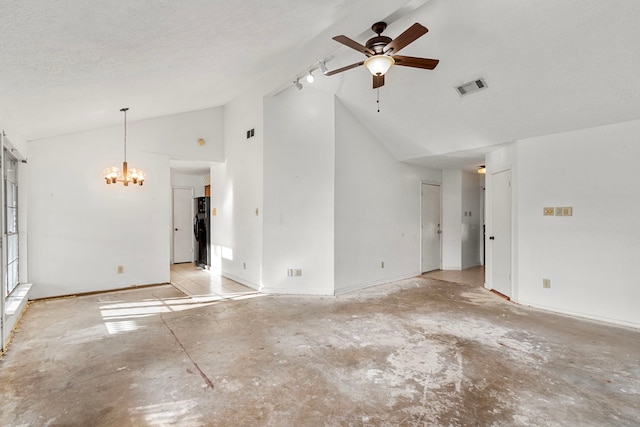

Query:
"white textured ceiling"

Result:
[[0, 0, 382, 139], [2, 0, 640, 169]]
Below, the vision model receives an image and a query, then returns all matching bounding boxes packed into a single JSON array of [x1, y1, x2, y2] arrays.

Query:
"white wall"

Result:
[[441, 170, 462, 270], [210, 90, 263, 288], [134, 108, 224, 163], [170, 171, 207, 198], [262, 87, 335, 295], [28, 109, 224, 298], [516, 119, 640, 327], [334, 99, 441, 293]]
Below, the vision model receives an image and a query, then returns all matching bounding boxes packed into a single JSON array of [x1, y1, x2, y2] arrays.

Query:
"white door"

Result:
[[421, 183, 441, 273], [172, 187, 194, 263], [490, 170, 511, 297]]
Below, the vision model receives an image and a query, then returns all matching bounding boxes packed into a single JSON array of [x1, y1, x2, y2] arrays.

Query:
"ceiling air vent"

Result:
[[456, 78, 488, 96]]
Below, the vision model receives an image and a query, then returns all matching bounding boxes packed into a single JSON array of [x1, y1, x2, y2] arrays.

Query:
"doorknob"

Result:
[[489, 236, 495, 240]]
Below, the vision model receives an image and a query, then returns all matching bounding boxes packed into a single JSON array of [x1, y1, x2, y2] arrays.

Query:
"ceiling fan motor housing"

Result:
[[366, 36, 392, 54]]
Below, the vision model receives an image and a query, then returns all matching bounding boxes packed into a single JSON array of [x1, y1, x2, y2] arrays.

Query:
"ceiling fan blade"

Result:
[[383, 23, 428, 54], [324, 61, 364, 76], [332, 35, 375, 56], [392, 55, 439, 70], [373, 74, 385, 89]]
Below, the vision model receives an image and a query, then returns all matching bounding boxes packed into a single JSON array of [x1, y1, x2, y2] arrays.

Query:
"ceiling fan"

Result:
[[325, 21, 439, 88]]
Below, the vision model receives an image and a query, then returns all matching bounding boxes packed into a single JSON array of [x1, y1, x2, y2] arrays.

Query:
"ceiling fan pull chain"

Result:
[[377, 88, 381, 113]]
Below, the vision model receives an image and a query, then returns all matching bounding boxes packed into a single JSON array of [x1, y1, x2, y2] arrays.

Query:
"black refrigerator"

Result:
[[194, 197, 210, 268]]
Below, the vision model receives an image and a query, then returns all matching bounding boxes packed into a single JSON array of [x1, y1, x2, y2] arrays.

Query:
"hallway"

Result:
[[1, 270, 638, 426]]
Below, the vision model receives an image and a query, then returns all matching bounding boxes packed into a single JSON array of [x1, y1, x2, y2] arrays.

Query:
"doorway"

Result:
[[489, 170, 511, 297], [172, 187, 194, 264], [421, 183, 441, 273]]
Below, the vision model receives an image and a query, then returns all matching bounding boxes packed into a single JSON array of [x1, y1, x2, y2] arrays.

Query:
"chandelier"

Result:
[[103, 107, 145, 186]]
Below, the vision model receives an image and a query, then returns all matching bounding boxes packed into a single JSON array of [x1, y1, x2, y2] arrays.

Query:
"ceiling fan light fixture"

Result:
[[364, 55, 395, 76]]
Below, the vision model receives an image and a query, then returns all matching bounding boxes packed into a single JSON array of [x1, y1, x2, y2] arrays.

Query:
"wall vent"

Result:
[[456, 78, 488, 96]]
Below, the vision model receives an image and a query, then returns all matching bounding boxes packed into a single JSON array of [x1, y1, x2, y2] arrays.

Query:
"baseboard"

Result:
[[516, 300, 640, 330], [461, 262, 482, 269], [334, 273, 420, 295], [30, 282, 169, 301], [259, 286, 332, 296], [221, 272, 260, 292]]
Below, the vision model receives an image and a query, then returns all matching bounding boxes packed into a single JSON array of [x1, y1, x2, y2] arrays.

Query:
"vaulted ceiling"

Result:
[[2, 0, 639, 170]]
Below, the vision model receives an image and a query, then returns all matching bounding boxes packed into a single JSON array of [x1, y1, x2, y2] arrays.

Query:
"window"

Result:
[[4, 150, 18, 297]]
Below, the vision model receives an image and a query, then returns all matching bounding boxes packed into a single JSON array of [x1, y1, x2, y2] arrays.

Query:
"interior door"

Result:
[[172, 187, 194, 263], [421, 183, 441, 273], [490, 170, 511, 297]]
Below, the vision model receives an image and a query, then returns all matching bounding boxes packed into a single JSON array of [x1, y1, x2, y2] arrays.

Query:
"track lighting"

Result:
[[306, 71, 315, 83], [293, 78, 302, 90]]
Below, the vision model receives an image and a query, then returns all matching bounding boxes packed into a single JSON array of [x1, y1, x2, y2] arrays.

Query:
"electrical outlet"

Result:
[[287, 269, 302, 277], [543, 278, 551, 289], [555, 207, 573, 216], [117, 266, 124, 274], [543, 207, 554, 216]]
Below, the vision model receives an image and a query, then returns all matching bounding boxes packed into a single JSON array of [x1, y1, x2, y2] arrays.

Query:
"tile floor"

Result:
[[422, 265, 485, 287], [170, 263, 258, 302]]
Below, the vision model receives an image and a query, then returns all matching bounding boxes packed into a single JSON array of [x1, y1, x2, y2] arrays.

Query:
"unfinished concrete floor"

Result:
[[1, 267, 639, 426]]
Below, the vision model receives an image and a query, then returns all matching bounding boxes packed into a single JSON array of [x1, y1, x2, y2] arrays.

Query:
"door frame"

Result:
[[420, 181, 442, 273], [171, 186, 194, 264]]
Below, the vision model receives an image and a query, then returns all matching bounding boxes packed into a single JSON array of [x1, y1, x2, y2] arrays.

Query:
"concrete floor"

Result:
[[1, 267, 639, 426]]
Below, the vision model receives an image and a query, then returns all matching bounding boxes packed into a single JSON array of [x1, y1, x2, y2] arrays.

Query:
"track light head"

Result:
[[319, 61, 328, 75], [293, 78, 303, 90]]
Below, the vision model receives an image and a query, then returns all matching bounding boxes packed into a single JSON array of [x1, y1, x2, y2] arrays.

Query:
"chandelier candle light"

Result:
[[103, 108, 145, 186]]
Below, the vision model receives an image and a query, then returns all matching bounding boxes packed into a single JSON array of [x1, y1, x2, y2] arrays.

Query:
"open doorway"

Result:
[[170, 166, 210, 266], [421, 183, 442, 273]]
